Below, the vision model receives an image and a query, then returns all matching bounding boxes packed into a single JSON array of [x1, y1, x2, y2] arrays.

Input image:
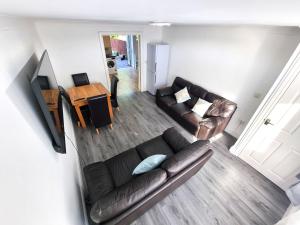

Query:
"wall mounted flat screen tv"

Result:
[[31, 50, 66, 153]]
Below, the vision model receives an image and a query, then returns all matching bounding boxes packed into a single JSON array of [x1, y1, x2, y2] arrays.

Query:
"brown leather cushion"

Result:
[[158, 96, 177, 107], [170, 103, 192, 116], [83, 161, 114, 204], [204, 92, 224, 103], [136, 136, 174, 159], [105, 149, 141, 187], [90, 169, 167, 223], [171, 77, 193, 93], [186, 84, 208, 108], [162, 127, 190, 153], [183, 112, 203, 125], [161, 141, 210, 177], [206, 99, 236, 118]]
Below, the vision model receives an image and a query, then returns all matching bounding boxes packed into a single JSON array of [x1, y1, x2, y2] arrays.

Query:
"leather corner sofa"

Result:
[[84, 127, 213, 225], [156, 77, 237, 140]]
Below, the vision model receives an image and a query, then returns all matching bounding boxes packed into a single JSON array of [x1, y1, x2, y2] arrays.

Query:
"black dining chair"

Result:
[[88, 94, 112, 134], [58, 86, 80, 126], [37, 75, 50, 90], [110, 75, 119, 111], [72, 73, 90, 87]]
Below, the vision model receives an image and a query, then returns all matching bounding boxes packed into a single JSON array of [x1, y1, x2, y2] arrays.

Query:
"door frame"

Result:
[[230, 43, 300, 156], [98, 32, 142, 92]]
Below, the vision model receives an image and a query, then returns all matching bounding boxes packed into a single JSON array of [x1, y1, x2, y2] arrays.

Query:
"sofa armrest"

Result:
[[156, 87, 174, 97], [161, 141, 210, 177], [199, 117, 226, 129]]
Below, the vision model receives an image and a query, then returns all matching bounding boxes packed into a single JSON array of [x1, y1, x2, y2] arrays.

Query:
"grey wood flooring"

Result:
[[74, 92, 290, 225]]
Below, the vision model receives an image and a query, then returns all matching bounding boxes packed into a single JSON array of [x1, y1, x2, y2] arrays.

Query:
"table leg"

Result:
[[107, 96, 114, 120], [75, 106, 86, 128]]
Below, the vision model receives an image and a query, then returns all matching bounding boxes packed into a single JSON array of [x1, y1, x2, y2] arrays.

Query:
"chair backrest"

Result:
[[72, 73, 90, 87], [88, 94, 111, 128], [58, 86, 79, 122], [37, 75, 50, 90], [110, 75, 119, 100]]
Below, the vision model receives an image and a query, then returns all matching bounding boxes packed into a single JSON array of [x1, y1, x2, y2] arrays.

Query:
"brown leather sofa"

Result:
[[84, 128, 213, 225], [156, 77, 237, 140]]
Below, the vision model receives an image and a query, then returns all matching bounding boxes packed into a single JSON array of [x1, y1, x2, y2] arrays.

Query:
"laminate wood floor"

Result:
[[75, 92, 290, 225]]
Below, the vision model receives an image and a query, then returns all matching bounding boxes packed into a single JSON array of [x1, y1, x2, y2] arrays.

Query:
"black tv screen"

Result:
[[31, 50, 66, 153]]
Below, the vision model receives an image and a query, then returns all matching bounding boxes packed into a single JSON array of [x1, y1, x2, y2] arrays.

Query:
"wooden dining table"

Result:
[[67, 83, 113, 128]]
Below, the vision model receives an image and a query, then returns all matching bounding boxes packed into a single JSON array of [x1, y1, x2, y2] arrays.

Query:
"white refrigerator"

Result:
[[147, 43, 170, 95]]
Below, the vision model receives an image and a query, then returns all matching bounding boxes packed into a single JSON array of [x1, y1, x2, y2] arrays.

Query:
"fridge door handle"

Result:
[[154, 62, 157, 73]]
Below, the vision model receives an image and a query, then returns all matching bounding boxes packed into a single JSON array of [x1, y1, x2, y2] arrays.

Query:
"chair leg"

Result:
[[96, 128, 100, 135], [109, 124, 113, 129]]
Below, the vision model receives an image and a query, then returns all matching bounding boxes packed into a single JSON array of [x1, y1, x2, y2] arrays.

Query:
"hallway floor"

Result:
[[115, 66, 139, 96]]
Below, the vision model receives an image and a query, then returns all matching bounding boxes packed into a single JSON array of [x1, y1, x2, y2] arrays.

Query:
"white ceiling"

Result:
[[1, 0, 300, 26]]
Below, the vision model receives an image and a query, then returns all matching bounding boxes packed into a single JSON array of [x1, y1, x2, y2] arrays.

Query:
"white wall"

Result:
[[163, 25, 300, 137], [0, 16, 87, 225], [34, 20, 163, 90]]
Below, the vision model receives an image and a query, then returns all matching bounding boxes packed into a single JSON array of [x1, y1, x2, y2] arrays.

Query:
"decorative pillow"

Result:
[[132, 154, 167, 175], [174, 87, 191, 103], [192, 98, 213, 117]]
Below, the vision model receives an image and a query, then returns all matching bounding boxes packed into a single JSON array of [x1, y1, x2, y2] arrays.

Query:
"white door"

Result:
[[240, 60, 300, 190]]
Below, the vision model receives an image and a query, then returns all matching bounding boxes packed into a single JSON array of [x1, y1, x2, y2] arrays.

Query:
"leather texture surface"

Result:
[[102, 150, 213, 225], [186, 84, 208, 108], [84, 161, 115, 204], [110, 75, 119, 108], [156, 87, 174, 97], [171, 77, 193, 93], [156, 77, 237, 140], [161, 141, 210, 177], [88, 94, 112, 129], [169, 103, 192, 117], [84, 128, 213, 225], [136, 136, 175, 159], [162, 127, 190, 153], [72, 73, 90, 86], [105, 148, 141, 187], [90, 169, 167, 223]]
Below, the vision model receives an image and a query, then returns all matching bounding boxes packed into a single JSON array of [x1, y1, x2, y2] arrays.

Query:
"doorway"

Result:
[[101, 34, 141, 96]]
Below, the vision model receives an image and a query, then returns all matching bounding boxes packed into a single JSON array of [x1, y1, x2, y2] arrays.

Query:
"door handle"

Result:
[[264, 118, 274, 125]]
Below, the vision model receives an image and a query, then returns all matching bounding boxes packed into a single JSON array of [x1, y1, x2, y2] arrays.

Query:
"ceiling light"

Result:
[[149, 22, 171, 27]]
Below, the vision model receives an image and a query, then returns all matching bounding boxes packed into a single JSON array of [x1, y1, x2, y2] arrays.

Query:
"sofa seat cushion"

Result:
[[83, 161, 114, 204], [178, 112, 203, 135], [158, 95, 177, 107], [161, 141, 210, 177], [170, 103, 192, 117], [90, 169, 167, 224], [105, 149, 142, 187], [136, 136, 174, 159], [162, 127, 190, 153]]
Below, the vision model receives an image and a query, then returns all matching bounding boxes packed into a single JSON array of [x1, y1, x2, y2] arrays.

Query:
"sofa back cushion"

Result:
[[161, 140, 210, 177], [105, 148, 142, 187], [186, 84, 208, 108], [162, 127, 190, 153], [84, 161, 115, 204], [171, 77, 193, 93], [136, 136, 175, 159]]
